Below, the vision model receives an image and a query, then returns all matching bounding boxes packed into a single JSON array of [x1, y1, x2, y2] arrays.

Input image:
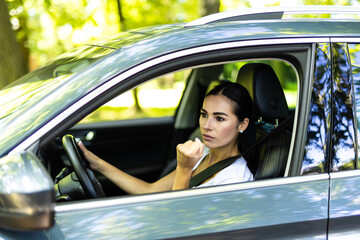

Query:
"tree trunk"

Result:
[[116, 0, 126, 31], [0, 0, 28, 88], [201, 0, 220, 17], [115, 0, 141, 112]]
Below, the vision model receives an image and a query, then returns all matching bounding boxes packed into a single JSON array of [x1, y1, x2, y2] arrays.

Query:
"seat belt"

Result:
[[188, 112, 295, 188]]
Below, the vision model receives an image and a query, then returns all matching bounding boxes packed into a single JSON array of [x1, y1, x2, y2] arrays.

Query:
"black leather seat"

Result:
[[237, 63, 292, 180]]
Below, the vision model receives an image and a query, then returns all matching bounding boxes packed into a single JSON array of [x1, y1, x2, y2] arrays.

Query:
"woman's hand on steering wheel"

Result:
[[78, 141, 103, 172], [62, 134, 105, 199]]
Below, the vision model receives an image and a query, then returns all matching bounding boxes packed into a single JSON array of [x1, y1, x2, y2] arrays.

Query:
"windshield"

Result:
[[0, 45, 114, 120]]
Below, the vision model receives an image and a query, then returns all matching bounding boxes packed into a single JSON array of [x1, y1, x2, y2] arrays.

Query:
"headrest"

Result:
[[236, 63, 289, 121]]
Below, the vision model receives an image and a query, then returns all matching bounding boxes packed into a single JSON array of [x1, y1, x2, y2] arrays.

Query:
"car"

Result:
[[1, 5, 360, 239]]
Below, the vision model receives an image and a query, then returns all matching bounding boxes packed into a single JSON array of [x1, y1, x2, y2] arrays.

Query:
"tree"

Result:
[[0, 0, 28, 88], [0, 0, 215, 90], [201, 0, 220, 16]]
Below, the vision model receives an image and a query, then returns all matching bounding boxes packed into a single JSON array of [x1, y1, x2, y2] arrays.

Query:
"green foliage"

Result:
[[120, 0, 200, 30], [5, 0, 202, 70], [5, 0, 358, 75], [81, 106, 177, 124]]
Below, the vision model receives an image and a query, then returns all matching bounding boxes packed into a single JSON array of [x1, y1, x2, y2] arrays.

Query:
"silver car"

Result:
[[1, 6, 360, 239]]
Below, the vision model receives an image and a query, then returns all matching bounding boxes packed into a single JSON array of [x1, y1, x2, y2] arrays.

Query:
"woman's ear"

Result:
[[238, 118, 249, 133]]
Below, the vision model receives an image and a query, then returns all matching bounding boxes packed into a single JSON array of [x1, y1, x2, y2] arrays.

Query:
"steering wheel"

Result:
[[62, 134, 105, 199]]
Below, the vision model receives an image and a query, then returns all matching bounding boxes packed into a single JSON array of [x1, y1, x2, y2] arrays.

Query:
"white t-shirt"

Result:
[[192, 147, 254, 188]]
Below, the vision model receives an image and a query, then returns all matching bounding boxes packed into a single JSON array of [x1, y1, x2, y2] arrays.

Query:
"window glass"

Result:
[[79, 70, 190, 124], [331, 43, 356, 172], [301, 43, 331, 175], [302, 43, 359, 175], [350, 43, 360, 169]]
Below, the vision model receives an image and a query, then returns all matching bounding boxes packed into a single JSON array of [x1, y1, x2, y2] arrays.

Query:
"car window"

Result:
[[53, 56, 300, 204], [78, 70, 190, 124], [301, 43, 333, 175], [303, 42, 359, 175], [330, 43, 357, 172], [350, 43, 360, 170]]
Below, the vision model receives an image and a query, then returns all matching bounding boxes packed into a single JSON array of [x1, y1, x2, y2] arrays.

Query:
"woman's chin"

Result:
[[203, 141, 217, 149]]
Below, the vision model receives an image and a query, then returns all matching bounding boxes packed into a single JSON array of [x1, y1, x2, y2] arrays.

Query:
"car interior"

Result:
[[39, 57, 298, 202]]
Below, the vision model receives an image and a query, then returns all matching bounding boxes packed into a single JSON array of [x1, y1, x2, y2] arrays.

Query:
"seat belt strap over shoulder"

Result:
[[188, 155, 240, 188]]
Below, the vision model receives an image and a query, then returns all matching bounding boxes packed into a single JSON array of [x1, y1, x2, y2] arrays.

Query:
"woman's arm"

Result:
[[172, 138, 204, 190], [78, 142, 175, 194]]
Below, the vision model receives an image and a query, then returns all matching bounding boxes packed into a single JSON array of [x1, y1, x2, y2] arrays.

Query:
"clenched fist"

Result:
[[176, 138, 204, 171]]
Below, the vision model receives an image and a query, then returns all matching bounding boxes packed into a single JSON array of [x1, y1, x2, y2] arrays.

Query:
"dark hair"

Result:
[[206, 81, 255, 166], [206, 81, 253, 123]]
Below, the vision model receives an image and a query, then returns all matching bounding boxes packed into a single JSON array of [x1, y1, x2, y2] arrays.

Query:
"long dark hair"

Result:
[[206, 81, 255, 167]]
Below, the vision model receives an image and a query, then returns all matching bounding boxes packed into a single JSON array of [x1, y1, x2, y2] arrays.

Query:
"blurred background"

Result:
[[1, 0, 359, 88]]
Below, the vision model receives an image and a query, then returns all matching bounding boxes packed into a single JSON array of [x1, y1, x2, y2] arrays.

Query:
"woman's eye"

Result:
[[216, 117, 224, 122], [201, 112, 207, 118]]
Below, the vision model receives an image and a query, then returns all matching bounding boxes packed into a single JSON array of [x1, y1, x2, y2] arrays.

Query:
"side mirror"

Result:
[[0, 152, 55, 230]]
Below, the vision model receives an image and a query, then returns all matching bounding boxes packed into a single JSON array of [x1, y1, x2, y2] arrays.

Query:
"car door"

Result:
[[52, 41, 331, 239], [328, 41, 360, 239]]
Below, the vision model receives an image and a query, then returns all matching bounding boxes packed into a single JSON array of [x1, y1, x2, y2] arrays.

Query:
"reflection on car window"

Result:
[[302, 43, 331, 175], [304, 42, 359, 175], [79, 70, 190, 124], [331, 43, 356, 172], [350, 43, 360, 170]]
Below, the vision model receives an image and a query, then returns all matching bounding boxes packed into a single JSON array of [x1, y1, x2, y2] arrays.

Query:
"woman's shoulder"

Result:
[[199, 156, 253, 187], [222, 157, 251, 176], [220, 157, 253, 180]]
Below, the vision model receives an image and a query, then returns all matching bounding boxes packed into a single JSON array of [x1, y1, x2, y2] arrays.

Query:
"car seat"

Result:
[[236, 63, 292, 180]]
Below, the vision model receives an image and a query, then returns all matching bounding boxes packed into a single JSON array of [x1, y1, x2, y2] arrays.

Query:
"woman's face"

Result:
[[199, 94, 246, 150]]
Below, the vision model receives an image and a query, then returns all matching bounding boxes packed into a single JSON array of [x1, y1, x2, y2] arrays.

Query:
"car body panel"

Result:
[[329, 171, 360, 239], [55, 175, 329, 239]]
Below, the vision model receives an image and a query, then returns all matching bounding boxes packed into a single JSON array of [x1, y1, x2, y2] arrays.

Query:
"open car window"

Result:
[[79, 70, 191, 124], [49, 58, 299, 201]]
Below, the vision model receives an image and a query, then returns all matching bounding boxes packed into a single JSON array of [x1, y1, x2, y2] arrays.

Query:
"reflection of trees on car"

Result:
[[303, 44, 331, 175], [303, 43, 359, 174], [332, 43, 357, 171]]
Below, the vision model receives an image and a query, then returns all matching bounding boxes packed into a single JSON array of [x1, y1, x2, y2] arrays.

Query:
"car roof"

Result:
[[185, 5, 360, 26], [96, 5, 360, 50]]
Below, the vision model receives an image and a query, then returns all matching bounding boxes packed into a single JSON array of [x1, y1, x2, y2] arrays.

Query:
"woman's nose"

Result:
[[203, 118, 213, 130]]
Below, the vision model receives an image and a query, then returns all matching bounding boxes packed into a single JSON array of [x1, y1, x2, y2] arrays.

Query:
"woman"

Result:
[[79, 81, 254, 194]]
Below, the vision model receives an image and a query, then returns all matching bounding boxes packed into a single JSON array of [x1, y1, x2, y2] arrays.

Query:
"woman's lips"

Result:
[[202, 134, 214, 141]]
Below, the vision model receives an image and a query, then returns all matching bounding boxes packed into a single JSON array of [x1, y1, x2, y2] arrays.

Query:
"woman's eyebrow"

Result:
[[214, 112, 228, 116], [201, 108, 228, 116]]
